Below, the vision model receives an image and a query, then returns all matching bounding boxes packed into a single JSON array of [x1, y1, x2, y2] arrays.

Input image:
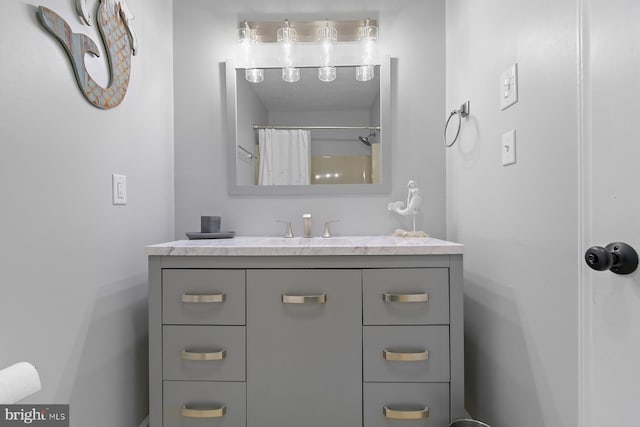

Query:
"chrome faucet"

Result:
[[303, 213, 312, 238]]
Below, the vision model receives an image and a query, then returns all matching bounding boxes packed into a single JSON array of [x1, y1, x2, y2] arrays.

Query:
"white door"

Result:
[[583, 0, 640, 425]]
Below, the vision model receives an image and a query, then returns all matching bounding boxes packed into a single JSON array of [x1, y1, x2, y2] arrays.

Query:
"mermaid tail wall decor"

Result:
[[37, 0, 138, 109]]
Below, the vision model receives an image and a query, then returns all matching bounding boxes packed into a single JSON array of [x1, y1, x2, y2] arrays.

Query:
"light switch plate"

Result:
[[502, 130, 516, 166], [500, 63, 518, 110], [112, 174, 127, 205]]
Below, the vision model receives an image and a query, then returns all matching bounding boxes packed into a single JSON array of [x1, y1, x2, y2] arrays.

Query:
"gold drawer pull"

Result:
[[181, 404, 226, 418], [383, 348, 429, 362], [383, 405, 429, 420], [281, 294, 327, 304], [383, 292, 429, 303], [180, 348, 226, 361], [181, 292, 226, 303]]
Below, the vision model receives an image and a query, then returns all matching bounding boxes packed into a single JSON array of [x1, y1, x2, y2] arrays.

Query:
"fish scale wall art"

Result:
[[37, 0, 138, 109]]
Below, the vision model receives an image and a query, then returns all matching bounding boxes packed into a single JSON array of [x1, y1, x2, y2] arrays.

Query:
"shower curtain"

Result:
[[258, 129, 311, 186]]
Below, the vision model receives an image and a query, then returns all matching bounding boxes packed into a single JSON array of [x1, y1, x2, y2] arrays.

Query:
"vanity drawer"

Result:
[[363, 325, 450, 383], [163, 325, 246, 381], [364, 383, 450, 427], [162, 269, 245, 325], [363, 269, 449, 325], [163, 381, 246, 427]]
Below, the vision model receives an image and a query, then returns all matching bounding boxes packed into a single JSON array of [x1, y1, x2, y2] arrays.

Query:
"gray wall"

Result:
[[173, 0, 446, 239], [0, 1, 174, 425], [446, 0, 579, 426]]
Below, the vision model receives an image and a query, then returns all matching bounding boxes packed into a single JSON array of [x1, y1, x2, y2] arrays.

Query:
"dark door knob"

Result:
[[585, 242, 638, 275]]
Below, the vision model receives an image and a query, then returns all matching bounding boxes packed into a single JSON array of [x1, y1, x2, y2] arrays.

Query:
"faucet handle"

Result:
[[302, 213, 312, 238], [276, 220, 294, 238], [322, 220, 339, 238]]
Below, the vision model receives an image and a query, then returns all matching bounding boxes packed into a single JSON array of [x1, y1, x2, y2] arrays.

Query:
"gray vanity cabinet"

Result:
[[246, 270, 362, 427], [148, 251, 465, 427]]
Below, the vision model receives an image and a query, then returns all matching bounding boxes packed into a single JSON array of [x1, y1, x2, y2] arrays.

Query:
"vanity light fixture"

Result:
[[238, 21, 263, 83], [356, 19, 378, 82], [277, 20, 300, 83], [317, 20, 337, 82], [237, 19, 379, 83]]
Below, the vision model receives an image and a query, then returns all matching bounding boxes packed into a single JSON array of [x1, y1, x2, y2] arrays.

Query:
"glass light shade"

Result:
[[317, 25, 337, 66], [277, 24, 299, 82], [357, 24, 378, 81], [282, 67, 300, 83], [317, 24, 337, 83], [355, 65, 375, 82], [318, 66, 336, 82], [277, 26, 297, 68], [237, 27, 250, 41], [245, 68, 264, 83], [238, 25, 263, 83], [237, 27, 256, 69]]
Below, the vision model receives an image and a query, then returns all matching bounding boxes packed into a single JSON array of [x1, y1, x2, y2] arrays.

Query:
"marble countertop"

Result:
[[145, 236, 463, 256]]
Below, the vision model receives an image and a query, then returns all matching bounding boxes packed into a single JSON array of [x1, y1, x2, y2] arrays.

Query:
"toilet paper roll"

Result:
[[0, 362, 42, 404]]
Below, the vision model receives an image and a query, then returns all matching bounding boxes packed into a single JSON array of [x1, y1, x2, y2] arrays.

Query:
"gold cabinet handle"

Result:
[[383, 348, 429, 362], [181, 292, 226, 303], [382, 292, 429, 303], [383, 405, 429, 420], [181, 404, 226, 418], [281, 294, 327, 304], [180, 348, 226, 361]]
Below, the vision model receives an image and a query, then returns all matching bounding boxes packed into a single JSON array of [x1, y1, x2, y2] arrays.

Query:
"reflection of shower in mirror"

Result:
[[358, 131, 376, 146], [226, 57, 394, 195]]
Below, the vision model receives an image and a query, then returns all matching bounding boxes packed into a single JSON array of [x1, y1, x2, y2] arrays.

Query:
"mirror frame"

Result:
[[226, 57, 393, 195]]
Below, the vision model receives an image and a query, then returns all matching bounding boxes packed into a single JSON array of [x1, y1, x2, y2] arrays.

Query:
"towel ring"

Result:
[[443, 101, 470, 148]]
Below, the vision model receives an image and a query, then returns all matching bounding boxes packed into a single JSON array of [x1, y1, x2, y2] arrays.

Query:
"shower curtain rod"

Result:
[[253, 125, 381, 130]]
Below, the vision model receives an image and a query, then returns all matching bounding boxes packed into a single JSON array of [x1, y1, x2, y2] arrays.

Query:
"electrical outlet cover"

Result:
[[502, 130, 516, 166], [500, 64, 518, 110], [112, 174, 127, 205]]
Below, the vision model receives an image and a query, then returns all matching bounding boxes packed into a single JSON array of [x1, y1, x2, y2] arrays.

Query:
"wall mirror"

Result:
[[226, 58, 392, 195]]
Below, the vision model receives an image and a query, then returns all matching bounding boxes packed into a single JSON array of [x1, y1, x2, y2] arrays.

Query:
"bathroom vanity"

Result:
[[146, 236, 465, 427]]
